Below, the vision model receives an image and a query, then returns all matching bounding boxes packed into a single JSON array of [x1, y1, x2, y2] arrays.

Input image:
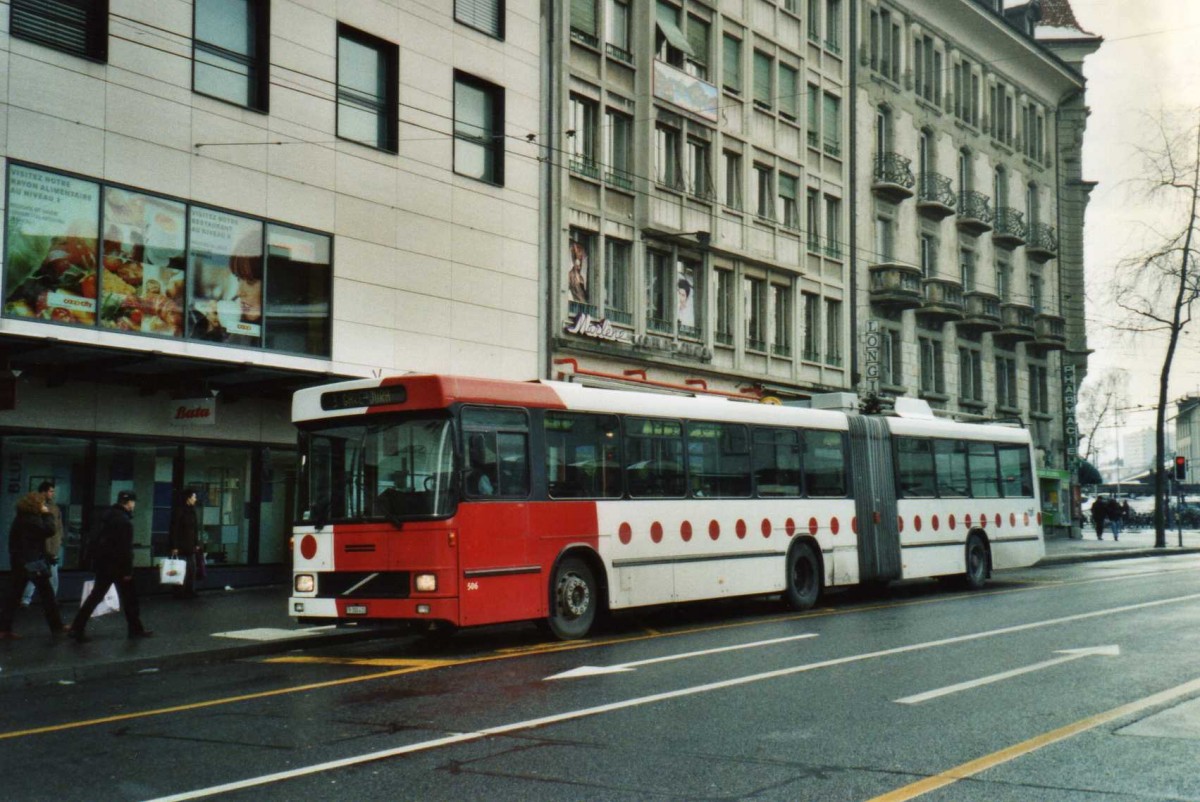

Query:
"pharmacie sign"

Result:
[[171, 397, 216, 425]]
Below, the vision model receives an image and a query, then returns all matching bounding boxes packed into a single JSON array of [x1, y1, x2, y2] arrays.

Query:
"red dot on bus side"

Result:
[[851, 516, 858, 534], [808, 517, 819, 536], [914, 515, 922, 532], [1037, 512, 1043, 525], [786, 518, 796, 536], [1024, 512, 1030, 526], [830, 517, 840, 535], [898, 516, 904, 533], [300, 535, 317, 560], [761, 518, 772, 537], [949, 514, 957, 530], [681, 521, 693, 542], [1010, 513, 1017, 527], [736, 519, 747, 539], [709, 520, 721, 540], [995, 513, 1002, 528], [618, 523, 632, 545], [931, 514, 940, 531], [651, 522, 663, 543], [965, 514, 973, 528]]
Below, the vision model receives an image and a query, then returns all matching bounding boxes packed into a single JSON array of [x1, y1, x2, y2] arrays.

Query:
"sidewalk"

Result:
[[3, 530, 1199, 687]]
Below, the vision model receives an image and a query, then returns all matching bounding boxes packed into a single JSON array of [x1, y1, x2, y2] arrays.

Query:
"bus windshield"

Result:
[[299, 414, 457, 525]]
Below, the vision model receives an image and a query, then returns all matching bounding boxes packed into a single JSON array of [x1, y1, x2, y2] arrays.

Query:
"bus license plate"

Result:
[[345, 604, 368, 615]]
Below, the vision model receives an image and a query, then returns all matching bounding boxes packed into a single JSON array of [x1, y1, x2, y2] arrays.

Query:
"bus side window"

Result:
[[895, 437, 936, 498], [934, 439, 970, 497], [625, 417, 685, 498], [545, 413, 623, 499], [804, 430, 848, 497], [968, 442, 1000, 498], [753, 428, 801, 497], [997, 444, 1033, 497], [496, 432, 530, 497]]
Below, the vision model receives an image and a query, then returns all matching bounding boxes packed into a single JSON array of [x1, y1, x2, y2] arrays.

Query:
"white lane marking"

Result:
[[545, 633, 819, 680], [145, 591, 1200, 802], [211, 627, 338, 641], [894, 645, 1121, 705]]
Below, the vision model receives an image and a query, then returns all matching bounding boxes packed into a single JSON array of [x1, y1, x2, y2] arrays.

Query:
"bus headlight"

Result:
[[414, 573, 437, 592], [294, 574, 315, 593]]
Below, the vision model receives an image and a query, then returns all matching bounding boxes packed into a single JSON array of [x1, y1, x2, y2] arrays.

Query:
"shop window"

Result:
[[93, 441, 178, 569], [101, 187, 186, 337], [10, 0, 108, 61], [260, 448, 298, 564], [265, 225, 332, 357], [0, 436, 88, 570], [184, 444, 253, 565], [193, 0, 269, 111], [188, 209, 265, 347]]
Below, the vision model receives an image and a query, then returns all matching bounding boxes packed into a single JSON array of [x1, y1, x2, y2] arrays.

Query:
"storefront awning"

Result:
[[1077, 459, 1103, 485]]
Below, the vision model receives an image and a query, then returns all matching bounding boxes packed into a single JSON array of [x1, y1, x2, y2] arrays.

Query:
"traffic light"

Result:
[[1175, 455, 1187, 481]]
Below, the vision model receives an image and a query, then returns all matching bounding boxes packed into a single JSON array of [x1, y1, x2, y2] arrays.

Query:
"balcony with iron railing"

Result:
[[605, 43, 633, 63], [1032, 312, 1067, 353], [1026, 222, 1058, 262], [772, 343, 792, 358], [996, 302, 1036, 345], [646, 316, 673, 335], [917, 172, 956, 220], [956, 190, 993, 235], [915, 277, 965, 323], [569, 156, 601, 181], [570, 27, 600, 48], [872, 152, 915, 202], [993, 207, 1027, 249], [869, 262, 923, 310], [959, 290, 1002, 333]]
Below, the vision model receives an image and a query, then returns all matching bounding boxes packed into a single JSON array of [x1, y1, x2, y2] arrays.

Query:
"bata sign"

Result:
[[171, 397, 216, 425]]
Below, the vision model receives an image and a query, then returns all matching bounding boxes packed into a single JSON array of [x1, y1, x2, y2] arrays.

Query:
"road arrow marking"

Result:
[[894, 645, 1121, 705], [545, 633, 819, 680]]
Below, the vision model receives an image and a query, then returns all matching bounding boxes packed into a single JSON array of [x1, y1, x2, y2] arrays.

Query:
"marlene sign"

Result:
[[171, 397, 216, 425], [564, 312, 632, 344]]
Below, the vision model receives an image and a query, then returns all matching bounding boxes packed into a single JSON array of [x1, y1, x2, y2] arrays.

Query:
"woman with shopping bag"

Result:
[[168, 487, 202, 598], [69, 491, 152, 642]]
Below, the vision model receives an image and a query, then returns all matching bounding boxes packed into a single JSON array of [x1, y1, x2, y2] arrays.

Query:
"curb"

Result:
[[1037, 546, 1200, 567]]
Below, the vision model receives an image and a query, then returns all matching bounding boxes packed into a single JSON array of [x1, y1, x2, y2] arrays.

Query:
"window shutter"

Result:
[[455, 0, 502, 38], [723, 36, 741, 89], [11, 0, 107, 60], [685, 16, 707, 64], [753, 51, 771, 104], [571, 0, 597, 35]]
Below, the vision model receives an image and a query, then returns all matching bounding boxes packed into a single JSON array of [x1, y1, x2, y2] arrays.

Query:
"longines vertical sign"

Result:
[[1062, 364, 1079, 472]]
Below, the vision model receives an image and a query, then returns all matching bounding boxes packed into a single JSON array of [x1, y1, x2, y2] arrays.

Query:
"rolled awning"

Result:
[[656, 11, 694, 57]]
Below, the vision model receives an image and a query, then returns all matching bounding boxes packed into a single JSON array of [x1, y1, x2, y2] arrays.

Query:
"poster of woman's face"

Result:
[[568, 238, 589, 304], [188, 209, 263, 346], [677, 265, 696, 329]]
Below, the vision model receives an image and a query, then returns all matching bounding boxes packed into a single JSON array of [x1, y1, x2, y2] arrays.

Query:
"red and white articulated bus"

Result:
[[289, 374, 1043, 639]]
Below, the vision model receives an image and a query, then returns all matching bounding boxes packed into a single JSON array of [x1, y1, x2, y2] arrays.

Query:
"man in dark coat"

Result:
[[69, 491, 152, 641], [1090, 496, 1107, 539], [0, 490, 67, 638], [169, 487, 202, 598]]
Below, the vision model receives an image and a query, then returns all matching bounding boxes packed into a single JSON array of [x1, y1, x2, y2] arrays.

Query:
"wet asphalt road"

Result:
[[4, 554, 1200, 802]]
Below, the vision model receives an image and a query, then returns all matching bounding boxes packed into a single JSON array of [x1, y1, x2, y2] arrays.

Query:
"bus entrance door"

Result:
[[847, 416, 900, 582]]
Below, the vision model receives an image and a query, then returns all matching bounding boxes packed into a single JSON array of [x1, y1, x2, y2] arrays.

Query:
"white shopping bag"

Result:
[[159, 557, 187, 586], [80, 579, 121, 617]]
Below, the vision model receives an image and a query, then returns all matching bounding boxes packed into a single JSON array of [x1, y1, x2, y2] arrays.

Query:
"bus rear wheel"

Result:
[[784, 541, 822, 610], [963, 533, 989, 590], [547, 556, 597, 640]]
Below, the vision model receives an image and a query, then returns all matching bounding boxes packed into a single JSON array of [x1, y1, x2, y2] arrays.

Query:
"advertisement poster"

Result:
[[3, 165, 100, 325], [677, 264, 696, 329], [100, 188, 186, 336], [189, 208, 263, 346], [567, 237, 589, 304]]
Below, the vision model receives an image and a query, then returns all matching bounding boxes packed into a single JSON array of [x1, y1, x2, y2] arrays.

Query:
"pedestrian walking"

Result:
[[1121, 500, 1133, 530], [1106, 496, 1123, 541], [0, 487, 68, 638], [69, 491, 152, 641], [169, 486, 202, 599], [1091, 496, 1107, 539], [21, 481, 63, 609]]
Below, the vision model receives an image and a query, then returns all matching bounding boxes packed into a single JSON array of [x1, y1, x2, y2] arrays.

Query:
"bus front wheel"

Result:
[[784, 541, 822, 610], [547, 556, 597, 640], [963, 533, 989, 590]]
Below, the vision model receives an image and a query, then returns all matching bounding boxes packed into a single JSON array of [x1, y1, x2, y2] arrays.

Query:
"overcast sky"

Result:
[[1068, 0, 1200, 446]]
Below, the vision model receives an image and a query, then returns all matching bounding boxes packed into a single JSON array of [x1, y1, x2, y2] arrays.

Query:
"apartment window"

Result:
[[1035, 112, 1046, 164], [960, 246, 975, 292], [772, 283, 792, 356], [869, 7, 901, 81], [914, 33, 936, 103], [724, 150, 743, 210], [337, 27, 398, 152], [1026, 182, 1040, 225], [996, 257, 1010, 301], [604, 239, 631, 323], [1030, 364, 1050, 414], [824, 196, 841, 258], [824, 0, 841, 53], [714, 268, 735, 345], [954, 59, 978, 126], [568, 228, 596, 307], [918, 128, 933, 177], [806, 84, 820, 148], [646, 249, 673, 331], [655, 1, 686, 67], [919, 337, 945, 394], [807, 0, 820, 41], [607, 0, 631, 59], [754, 163, 774, 220], [685, 14, 710, 79], [10, 0, 108, 60], [753, 50, 773, 109], [958, 148, 973, 193], [193, 0, 268, 111], [655, 119, 683, 189], [723, 34, 742, 93], [875, 207, 895, 263], [570, 0, 598, 46], [994, 166, 1008, 209], [919, 233, 937, 277], [568, 94, 599, 176], [779, 174, 800, 230], [881, 328, 902, 386], [779, 63, 799, 121], [959, 347, 983, 403], [745, 277, 767, 351], [802, 292, 820, 361], [456, 0, 504, 39], [806, 188, 821, 251], [874, 105, 892, 160], [1030, 273, 1043, 313], [454, 72, 505, 184], [604, 108, 633, 188], [996, 355, 1018, 409], [824, 299, 842, 366], [677, 257, 702, 338], [822, 93, 841, 156], [687, 135, 713, 198]]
